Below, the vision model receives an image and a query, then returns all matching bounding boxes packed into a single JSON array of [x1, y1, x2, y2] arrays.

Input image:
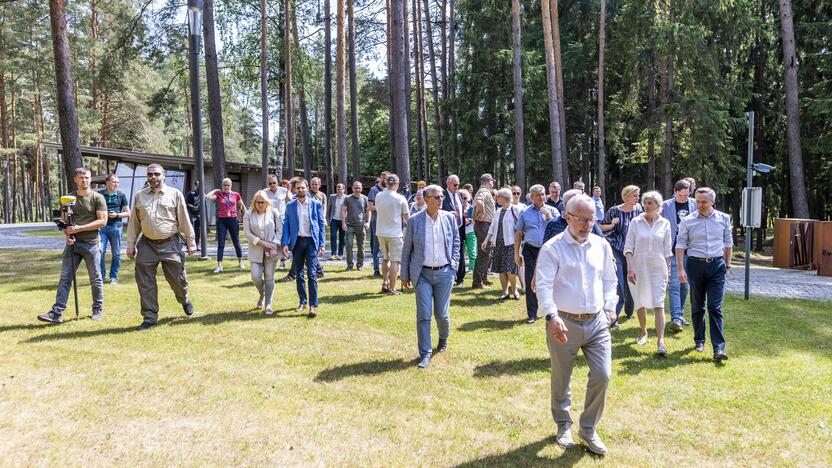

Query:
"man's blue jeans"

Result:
[[290, 236, 319, 307], [370, 217, 381, 273], [99, 224, 122, 280], [329, 222, 345, 257], [53, 240, 104, 316], [668, 255, 689, 322], [415, 265, 454, 358], [686, 256, 727, 352]]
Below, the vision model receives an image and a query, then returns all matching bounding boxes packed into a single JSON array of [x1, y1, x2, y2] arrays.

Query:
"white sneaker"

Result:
[[556, 426, 575, 448], [239, 262, 246, 270], [256, 297, 265, 309], [264, 306, 273, 316], [578, 431, 608, 455], [213, 266, 223, 274]]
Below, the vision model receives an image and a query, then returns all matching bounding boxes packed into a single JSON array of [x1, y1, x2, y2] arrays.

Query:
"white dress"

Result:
[[623, 214, 672, 309]]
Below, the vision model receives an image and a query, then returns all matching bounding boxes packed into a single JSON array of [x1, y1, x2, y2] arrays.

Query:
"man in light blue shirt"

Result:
[[592, 186, 605, 224], [675, 187, 733, 361], [514, 184, 558, 323]]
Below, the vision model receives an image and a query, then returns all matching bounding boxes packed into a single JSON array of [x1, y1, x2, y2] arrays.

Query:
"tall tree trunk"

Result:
[[324, 0, 333, 190], [348, 0, 360, 182], [336, 0, 348, 184], [540, 0, 564, 185], [511, 0, 525, 188], [778, 0, 809, 218], [660, 0, 674, 197], [0, 63, 9, 223], [204, 0, 228, 188], [412, 0, 425, 181], [392, 0, 411, 188], [260, 0, 272, 183], [49, 0, 83, 191], [596, 0, 606, 196], [422, 0, 445, 181], [284, 0, 296, 179], [448, 0, 458, 170], [415, 0, 430, 181], [387, 0, 396, 173], [549, 0, 568, 183], [646, 66, 656, 190], [292, 10, 313, 182]]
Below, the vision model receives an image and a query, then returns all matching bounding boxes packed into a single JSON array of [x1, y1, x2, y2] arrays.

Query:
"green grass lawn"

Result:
[[0, 250, 830, 466]]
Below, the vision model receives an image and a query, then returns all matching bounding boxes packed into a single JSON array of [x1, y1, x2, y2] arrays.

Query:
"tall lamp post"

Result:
[[742, 111, 774, 299], [188, 0, 209, 259]]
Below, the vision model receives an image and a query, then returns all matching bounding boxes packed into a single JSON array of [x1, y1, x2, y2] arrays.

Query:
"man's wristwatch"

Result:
[[545, 313, 556, 322]]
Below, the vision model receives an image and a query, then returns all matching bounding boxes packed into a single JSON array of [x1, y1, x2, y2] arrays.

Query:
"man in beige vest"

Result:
[[126, 164, 196, 330]]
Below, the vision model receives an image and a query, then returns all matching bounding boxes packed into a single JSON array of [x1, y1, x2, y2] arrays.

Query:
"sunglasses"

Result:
[[512, 192, 521, 195], [147, 172, 162, 177]]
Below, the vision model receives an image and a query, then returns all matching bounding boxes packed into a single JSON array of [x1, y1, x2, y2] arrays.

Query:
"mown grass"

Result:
[[0, 249, 830, 466]]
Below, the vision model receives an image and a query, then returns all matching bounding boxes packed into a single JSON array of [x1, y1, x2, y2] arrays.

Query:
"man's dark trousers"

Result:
[[290, 236, 319, 307], [686, 256, 726, 352], [455, 224, 466, 284], [522, 244, 540, 319]]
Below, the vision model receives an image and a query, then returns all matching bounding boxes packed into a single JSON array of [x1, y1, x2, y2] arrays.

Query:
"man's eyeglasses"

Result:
[[567, 212, 597, 225], [147, 172, 162, 177], [268, 182, 277, 185]]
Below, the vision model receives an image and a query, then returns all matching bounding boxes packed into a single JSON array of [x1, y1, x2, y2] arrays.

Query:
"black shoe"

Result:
[[136, 321, 156, 331], [37, 311, 63, 324], [277, 275, 295, 283], [317, 270, 325, 278], [694, 343, 705, 352], [436, 338, 448, 353], [373, 271, 382, 278], [356, 266, 363, 271], [714, 349, 728, 361], [526, 316, 537, 324], [346, 266, 354, 271], [183, 301, 194, 316]]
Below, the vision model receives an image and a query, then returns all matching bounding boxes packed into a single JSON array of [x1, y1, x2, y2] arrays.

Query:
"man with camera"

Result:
[[38, 168, 108, 324]]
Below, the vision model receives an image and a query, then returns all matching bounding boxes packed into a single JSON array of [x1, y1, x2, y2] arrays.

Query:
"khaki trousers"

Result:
[[135, 236, 189, 324]]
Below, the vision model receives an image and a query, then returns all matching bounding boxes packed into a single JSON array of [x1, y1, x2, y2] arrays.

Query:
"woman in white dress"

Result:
[[624, 191, 672, 355], [243, 190, 284, 315]]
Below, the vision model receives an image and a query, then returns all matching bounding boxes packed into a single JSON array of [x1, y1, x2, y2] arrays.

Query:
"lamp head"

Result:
[[187, 0, 204, 11], [59, 195, 77, 207], [753, 163, 775, 174], [187, 0, 204, 38]]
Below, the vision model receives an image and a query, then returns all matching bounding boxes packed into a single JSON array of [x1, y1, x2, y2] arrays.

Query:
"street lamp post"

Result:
[[188, 0, 209, 259]]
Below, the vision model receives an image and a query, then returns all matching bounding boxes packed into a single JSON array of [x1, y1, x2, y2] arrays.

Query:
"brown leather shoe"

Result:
[[308, 307, 318, 318]]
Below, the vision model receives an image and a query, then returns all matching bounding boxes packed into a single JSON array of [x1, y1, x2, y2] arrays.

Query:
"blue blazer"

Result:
[[401, 210, 460, 286], [661, 197, 696, 242], [281, 198, 326, 251]]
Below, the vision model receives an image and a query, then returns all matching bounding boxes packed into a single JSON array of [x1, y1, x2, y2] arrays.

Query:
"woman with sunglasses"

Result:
[[207, 178, 247, 273], [243, 190, 283, 315]]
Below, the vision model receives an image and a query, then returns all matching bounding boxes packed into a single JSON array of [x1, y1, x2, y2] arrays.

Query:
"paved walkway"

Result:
[[2, 223, 830, 300]]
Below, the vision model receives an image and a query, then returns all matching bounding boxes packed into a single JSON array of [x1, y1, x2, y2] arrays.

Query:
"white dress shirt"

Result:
[[297, 198, 312, 237], [535, 231, 618, 316], [423, 212, 449, 267]]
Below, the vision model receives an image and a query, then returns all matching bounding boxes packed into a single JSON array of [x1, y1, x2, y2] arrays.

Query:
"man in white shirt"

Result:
[[401, 185, 460, 369], [535, 194, 618, 455], [374, 174, 410, 294]]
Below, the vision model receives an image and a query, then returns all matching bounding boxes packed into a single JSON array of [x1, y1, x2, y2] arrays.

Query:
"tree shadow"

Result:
[[450, 296, 501, 308], [320, 291, 379, 305], [455, 435, 595, 467], [14, 283, 63, 293], [458, 319, 527, 332], [0, 322, 62, 333], [314, 358, 419, 382]]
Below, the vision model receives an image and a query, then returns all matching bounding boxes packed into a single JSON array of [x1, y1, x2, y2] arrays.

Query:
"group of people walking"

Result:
[[36, 165, 735, 456]]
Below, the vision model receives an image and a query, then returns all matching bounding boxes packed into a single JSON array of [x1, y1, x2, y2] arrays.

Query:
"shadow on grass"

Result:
[[314, 358, 420, 382], [0, 322, 62, 333], [23, 318, 176, 342], [320, 291, 380, 305], [458, 319, 527, 332], [455, 435, 594, 467], [473, 358, 551, 378]]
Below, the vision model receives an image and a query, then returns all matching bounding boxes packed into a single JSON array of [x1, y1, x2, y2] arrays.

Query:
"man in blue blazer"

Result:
[[282, 178, 327, 317], [442, 174, 467, 285], [401, 184, 461, 369], [660, 179, 696, 332]]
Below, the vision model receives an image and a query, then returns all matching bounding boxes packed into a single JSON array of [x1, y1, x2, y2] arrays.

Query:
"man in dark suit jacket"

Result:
[[282, 178, 327, 317], [442, 174, 467, 285], [401, 185, 461, 369]]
